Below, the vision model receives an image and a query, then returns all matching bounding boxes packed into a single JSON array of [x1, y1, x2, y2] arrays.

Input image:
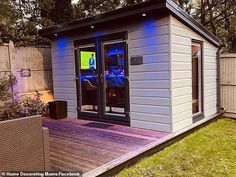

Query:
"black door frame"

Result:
[[74, 32, 130, 125]]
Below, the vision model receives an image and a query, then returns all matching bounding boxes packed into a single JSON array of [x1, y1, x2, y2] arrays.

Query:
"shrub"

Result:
[[0, 91, 48, 121], [20, 91, 48, 117], [0, 74, 16, 101], [0, 74, 48, 121]]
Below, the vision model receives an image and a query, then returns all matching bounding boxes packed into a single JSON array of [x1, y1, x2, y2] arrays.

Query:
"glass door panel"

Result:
[[103, 41, 126, 115], [79, 44, 98, 113]]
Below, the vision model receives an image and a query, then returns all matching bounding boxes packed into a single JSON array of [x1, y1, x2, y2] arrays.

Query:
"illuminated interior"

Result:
[[79, 41, 126, 115]]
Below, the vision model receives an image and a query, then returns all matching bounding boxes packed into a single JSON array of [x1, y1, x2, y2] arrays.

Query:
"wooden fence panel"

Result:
[[221, 53, 236, 118], [0, 45, 10, 73], [14, 47, 52, 93], [0, 42, 53, 103]]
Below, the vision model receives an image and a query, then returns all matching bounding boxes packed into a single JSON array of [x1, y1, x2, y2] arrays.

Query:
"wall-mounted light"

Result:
[[142, 13, 147, 17], [90, 25, 95, 29], [54, 33, 58, 37]]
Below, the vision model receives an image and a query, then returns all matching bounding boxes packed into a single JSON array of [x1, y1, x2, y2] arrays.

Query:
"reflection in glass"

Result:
[[192, 43, 202, 114], [79, 45, 98, 112], [103, 41, 125, 115]]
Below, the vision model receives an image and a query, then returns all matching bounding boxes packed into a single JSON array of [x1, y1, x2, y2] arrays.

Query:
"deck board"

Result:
[[43, 118, 168, 174]]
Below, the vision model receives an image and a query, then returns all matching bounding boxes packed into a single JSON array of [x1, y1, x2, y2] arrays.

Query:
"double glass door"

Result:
[[75, 35, 129, 124]]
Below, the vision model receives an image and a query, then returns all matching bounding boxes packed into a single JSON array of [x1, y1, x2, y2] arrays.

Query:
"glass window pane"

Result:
[[192, 43, 202, 114], [103, 41, 125, 115], [79, 45, 98, 112]]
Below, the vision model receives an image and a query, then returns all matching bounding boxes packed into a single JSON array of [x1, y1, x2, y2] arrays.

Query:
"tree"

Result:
[[174, 0, 236, 52], [173, 0, 194, 14], [50, 0, 74, 24], [0, 0, 51, 45], [73, 0, 143, 19], [0, 0, 17, 43], [38, 0, 54, 27], [194, 0, 236, 52]]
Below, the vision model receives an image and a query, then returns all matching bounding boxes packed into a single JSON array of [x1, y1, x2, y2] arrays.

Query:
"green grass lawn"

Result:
[[116, 118, 236, 177]]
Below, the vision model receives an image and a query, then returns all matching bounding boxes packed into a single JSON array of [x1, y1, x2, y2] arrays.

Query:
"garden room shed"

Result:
[[39, 0, 222, 134]]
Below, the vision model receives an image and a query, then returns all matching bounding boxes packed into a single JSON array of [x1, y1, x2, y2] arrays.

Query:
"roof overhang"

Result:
[[38, 0, 221, 47]]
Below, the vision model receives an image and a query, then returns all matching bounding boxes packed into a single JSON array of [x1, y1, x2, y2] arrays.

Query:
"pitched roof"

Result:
[[38, 0, 221, 47]]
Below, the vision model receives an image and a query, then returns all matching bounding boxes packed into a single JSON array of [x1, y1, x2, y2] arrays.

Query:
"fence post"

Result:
[[8, 41, 17, 100]]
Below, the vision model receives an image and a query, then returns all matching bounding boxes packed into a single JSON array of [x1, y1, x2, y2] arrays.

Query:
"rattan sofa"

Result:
[[0, 116, 50, 172]]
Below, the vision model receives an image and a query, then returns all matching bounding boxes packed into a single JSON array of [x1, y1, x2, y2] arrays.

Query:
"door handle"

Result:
[[75, 77, 79, 81], [100, 74, 104, 83]]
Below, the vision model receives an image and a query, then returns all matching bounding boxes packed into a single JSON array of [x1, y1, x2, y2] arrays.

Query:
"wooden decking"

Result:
[[42, 118, 169, 176]]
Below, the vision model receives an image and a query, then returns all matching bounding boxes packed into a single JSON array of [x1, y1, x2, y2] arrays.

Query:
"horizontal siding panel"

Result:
[[52, 46, 73, 53], [130, 62, 169, 73], [55, 97, 77, 102], [205, 89, 217, 97], [53, 75, 75, 82], [128, 17, 169, 31], [204, 63, 216, 70], [130, 80, 169, 89], [205, 95, 217, 103], [130, 71, 169, 80], [172, 34, 190, 46], [67, 106, 77, 113], [172, 44, 191, 54], [129, 35, 169, 48], [205, 107, 217, 118], [172, 62, 191, 71], [205, 102, 216, 111], [172, 79, 191, 88], [204, 49, 217, 57], [54, 87, 76, 94], [205, 56, 217, 62], [204, 70, 217, 76], [129, 25, 169, 40], [173, 110, 192, 124], [53, 81, 76, 88], [129, 44, 169, 55], [51, 40, 73, 48], [131, 120, 171, 132], [131, 97, 170, 106], [203, 40, 216, 49], [52, 56, 74, 64], [172, 53, 191, 62], [171, 15, 218, 133], [172, 71, 191, 79], [204, 83, 217, 90], [172, 95, 191, 106], [52, 45, 73, 53], [53, 69, 74, 75], [54, 93, 76, 100], [172, 87, 191, 97], [171, 24, 191, 38], [131, 89, 169, 98], [53, 62, 74, 70], [205, 76, 217, 83], [131, 105, 170, 115], [52, 48, 73, 55], [129, 16, 171, 132], [132, 112, 171, 124], [173, 102, 192, 115], [68, 112, 77, 118], [66, 100, 77, 107], [142, 53, 169, 63], [172, 118, 192, 133]]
